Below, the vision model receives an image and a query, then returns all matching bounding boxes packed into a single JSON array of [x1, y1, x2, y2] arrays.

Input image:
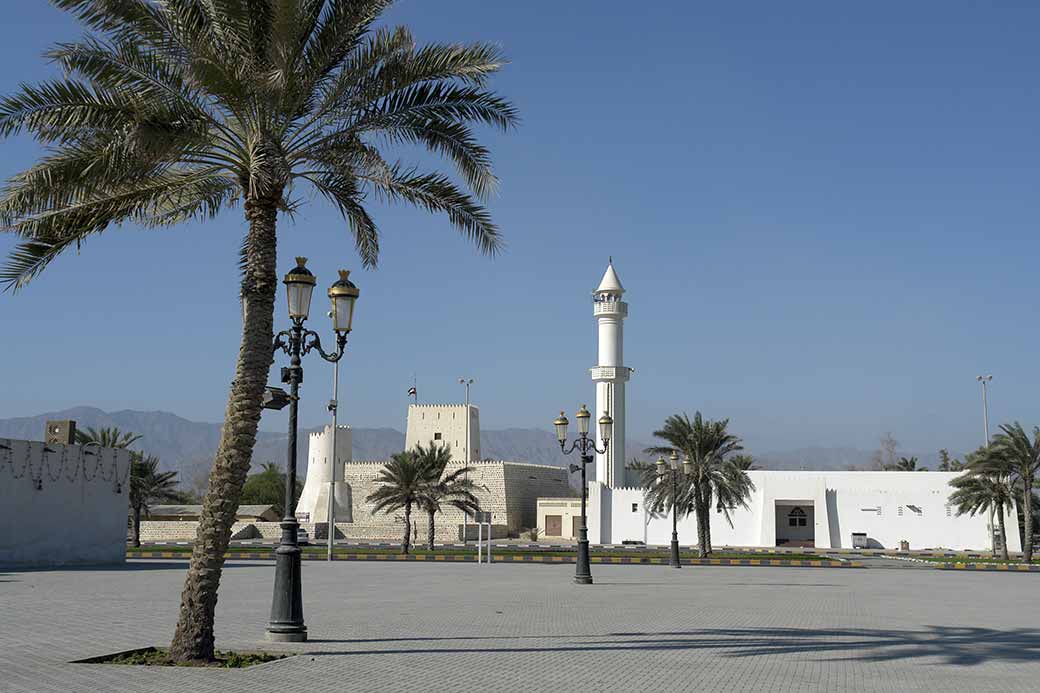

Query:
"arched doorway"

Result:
[[775, 502, 815, 546]]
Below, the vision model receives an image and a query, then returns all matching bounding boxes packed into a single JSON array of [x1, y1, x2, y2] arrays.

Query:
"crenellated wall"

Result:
[[0, 438, 131, 566]]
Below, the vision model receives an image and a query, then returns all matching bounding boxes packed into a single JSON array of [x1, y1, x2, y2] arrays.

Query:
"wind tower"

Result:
[[591, 259, 631, 487]]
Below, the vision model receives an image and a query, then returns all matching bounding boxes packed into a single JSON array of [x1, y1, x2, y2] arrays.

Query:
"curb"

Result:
[[931, 562, 1040, 572], [127, 552, 862, 568]]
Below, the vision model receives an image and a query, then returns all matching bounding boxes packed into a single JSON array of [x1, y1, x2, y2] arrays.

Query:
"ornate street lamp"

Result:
[[266, 258, 358, 643], [555, 405, 612, 585], [657, 449, 687, 568]]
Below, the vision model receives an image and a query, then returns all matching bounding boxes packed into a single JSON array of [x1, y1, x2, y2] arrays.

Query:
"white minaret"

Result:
[[591, 259, 631, 487]]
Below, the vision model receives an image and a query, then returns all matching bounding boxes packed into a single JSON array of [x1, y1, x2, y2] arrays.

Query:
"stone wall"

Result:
[[343, 459, 570, 538], [138, 521, 263, 542], [1, 438, 131, 566]]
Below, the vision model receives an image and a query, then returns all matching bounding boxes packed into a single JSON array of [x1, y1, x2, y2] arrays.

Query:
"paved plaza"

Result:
[[1, 560, 1038, 692]]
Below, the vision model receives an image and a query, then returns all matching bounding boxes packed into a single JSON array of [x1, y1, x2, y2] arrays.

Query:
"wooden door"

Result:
[[545, 515, 562, 537]]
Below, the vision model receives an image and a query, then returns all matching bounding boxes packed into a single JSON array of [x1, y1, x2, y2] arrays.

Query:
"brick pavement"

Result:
[[0, 560, 1037, 692]]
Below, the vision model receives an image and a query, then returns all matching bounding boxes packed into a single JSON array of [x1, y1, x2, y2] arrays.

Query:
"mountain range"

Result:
[[0, 407, 962, 491]]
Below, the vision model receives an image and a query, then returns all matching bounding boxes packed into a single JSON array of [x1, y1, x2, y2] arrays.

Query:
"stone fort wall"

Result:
[[344, 459, 572, 537]]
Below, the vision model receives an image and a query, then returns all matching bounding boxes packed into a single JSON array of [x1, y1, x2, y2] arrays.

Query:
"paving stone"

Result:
[[0, 560, 1037, 692]]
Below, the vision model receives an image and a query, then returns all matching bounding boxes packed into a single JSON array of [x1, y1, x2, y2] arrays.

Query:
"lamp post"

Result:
[[459, 377, 474, 544], [976, 375, 992, 446], [657, 450, 689, 568], [266, 258, 358, 643], [555, 405, 612, 585], [324, 271, 359, 562]]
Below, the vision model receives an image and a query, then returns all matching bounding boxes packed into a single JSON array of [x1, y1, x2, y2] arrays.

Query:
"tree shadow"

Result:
[[307, 625, 1040, 667], [2, 561, 265, 573]]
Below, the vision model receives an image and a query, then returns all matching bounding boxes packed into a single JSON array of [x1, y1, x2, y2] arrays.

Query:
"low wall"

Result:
[[138, 520, 508, 543], [139, 521, 260, 542], [1, 439, 131, 567]]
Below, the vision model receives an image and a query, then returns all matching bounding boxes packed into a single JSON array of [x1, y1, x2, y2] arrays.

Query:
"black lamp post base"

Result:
[[670, 536, 681, 568], [267, 520, 306, 642], [574, 535, 593, 585], [265, 629, 308, 643]]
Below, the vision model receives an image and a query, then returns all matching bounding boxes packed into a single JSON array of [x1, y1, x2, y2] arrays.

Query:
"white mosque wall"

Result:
[[0, 438, 131, 566], [587, 471, 1017, 552]]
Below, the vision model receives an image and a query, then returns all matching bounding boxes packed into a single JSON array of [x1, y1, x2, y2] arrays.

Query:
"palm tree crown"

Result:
[[1, 0, 517, 288], [74, 426, 141, 449]]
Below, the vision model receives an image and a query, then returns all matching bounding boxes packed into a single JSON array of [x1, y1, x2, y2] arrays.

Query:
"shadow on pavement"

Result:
[[307, 625, 1040, 667], [2, 561, 267, 574]]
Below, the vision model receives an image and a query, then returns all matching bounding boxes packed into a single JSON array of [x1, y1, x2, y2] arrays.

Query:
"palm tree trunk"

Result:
[[132, 505, 142, 549], [403, 501, 412, 555], [694, 483, 708, 558], [427, 509, 436, 551], [703, 491, 713, 555], [997, 502, 1010, 561], [169, 200, 278, 663], [1023, 480, 1034, 563]]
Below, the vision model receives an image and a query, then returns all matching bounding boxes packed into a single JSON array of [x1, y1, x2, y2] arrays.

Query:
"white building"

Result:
[[548, 261, 1011, 552], [585, 471, 1019, 551]]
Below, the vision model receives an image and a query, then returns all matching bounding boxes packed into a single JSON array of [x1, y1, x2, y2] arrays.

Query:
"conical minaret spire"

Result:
[[591, 260, 631, 488]]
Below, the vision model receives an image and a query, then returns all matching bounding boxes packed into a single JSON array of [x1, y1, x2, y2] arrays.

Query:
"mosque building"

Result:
[[535, 261, 1017, 553]]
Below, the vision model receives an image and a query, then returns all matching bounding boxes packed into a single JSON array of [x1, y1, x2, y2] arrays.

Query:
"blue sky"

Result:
[[1, 1, 1038, 456]]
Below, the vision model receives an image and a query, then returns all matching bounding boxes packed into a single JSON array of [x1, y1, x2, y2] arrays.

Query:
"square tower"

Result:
[[405, 404, 480, 462]]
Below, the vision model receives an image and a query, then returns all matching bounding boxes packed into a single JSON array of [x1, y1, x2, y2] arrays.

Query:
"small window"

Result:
[[788, 506, 807, 527], [434, 432, 442, 440], [631, 503, 638, 513]]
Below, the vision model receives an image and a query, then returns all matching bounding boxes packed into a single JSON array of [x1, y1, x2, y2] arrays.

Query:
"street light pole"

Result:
[[326, 358, 339, 562], [977, 375, 992, 446], [555, 406, 612, 585], [976, 374, 994, 555], [266, 259, 357, 643], [657, 450, 685, 568], [459, 378, 474, 544]]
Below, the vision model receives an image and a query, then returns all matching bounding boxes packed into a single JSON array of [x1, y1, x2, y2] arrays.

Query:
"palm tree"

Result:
[[645, 413, 753, 557], [948, 447, 1015, 561], [129, 453, 181, 548], [366, 451, 439, 555], [413, 443, 482, 550], [0, 1, 516, 662], [885, 456, 921, 471], [74, 427, 141, 449], [730, 454, 758, 471], [991, 423, 1040, 562], [938, 449, 964, 471]]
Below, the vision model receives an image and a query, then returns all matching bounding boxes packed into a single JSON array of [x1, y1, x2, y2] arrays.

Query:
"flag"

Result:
[[407, 386, 417, 397]]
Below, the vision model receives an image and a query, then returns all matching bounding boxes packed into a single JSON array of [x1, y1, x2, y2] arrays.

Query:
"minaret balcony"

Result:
[[590, 366, 632, 382], [593, 300, 628, 317]]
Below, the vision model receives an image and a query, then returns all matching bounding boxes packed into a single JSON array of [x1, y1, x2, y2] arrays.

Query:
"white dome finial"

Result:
[[595, 260, 624, 294]]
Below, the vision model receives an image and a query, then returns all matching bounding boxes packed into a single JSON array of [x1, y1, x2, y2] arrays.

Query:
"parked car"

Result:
[[297, 528, 310, 545]]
